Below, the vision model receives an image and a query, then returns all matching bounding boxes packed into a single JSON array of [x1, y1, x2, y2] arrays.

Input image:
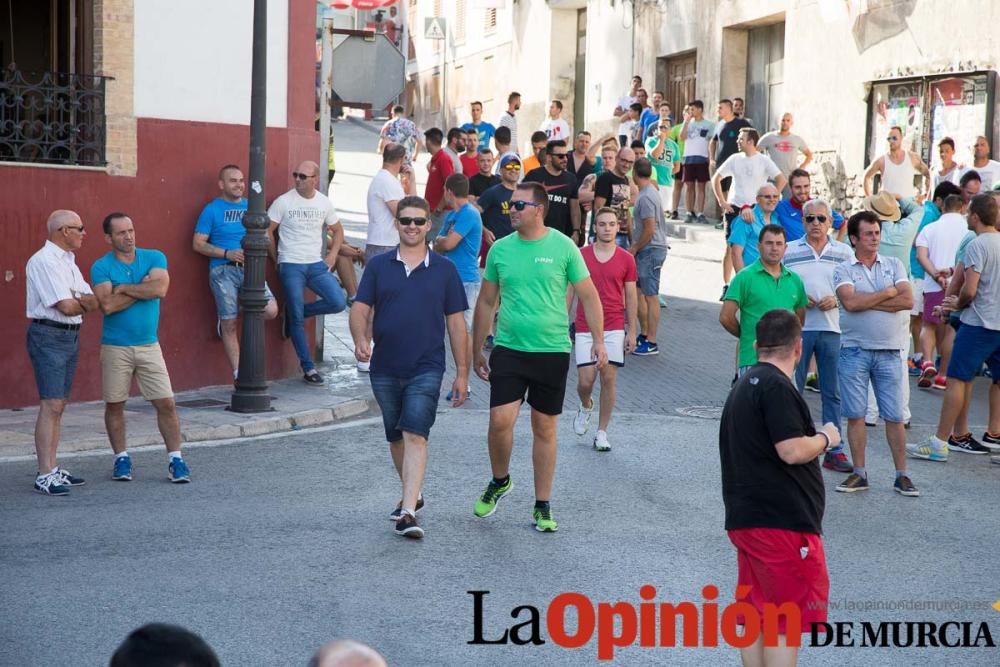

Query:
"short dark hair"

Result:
[[969, 192, 998, 228], [632, 75, 642, 84], [445, 173, 470, 197], [218, 163, 241, 180], [734, 97, 745, 104], [507, 91, 521, 104], [943, 194, 964, 213], [531, 130, 548, 144], [637, 88, 648, 97], [515, 182, 549, 217], [889, 125, 904, 136], [630, 140, 645, 150], [102, 212, 130, 235], [789, 168, 811, 185], [382, 143, 406, 163], [446, 127, 465, 143], [629, 102, 643, 113], [758, 223, 786, 242], [847, 210, 881, 244], [594, 206, 618, 222], [423, 127, 443, 146], [932, 180, 961, 202], [719, 98, 733, 109], [470, 100, 483, 109], [494, 126, 511, 144], [633, 157, 653, 179], [551, 99, 563, 111], [577, 130, 591, 138], [392, 105, 404, 115], [938, 136, 955, 151], [546, 139, 567, 152], [396, 195, 430, 218], [960, 169, 982, 188], [740, 128, 760, 145], [109, 623, 220, 667], [689, 99, 704, 111], [755, 309, 802, 357]]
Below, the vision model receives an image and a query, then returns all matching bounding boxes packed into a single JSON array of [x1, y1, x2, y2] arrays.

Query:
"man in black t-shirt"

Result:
[[593, 146, 635, 247], [719, 309, 839, 665], [522, 139, 581, 240], [709, 99, 752, 191], [469, 149, 500, 201]]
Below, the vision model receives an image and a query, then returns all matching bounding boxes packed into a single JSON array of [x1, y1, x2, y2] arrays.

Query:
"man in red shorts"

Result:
[[719, 309, 840, 665]]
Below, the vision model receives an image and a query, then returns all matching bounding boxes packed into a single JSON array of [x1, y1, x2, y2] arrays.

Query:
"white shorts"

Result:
[[910, 287, 924, 317], [463, 281, 481, 330], [575, 330, 626, 367]]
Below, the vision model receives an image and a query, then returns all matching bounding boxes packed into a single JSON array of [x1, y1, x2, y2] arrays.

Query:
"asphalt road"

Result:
[[2, 407, 999, 666]]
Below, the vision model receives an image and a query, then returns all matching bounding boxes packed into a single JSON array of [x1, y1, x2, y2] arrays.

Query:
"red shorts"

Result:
[[727, 527, 829, 635]]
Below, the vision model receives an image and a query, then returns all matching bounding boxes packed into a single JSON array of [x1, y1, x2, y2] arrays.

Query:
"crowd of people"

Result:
[[23, 72, 1000, 666]]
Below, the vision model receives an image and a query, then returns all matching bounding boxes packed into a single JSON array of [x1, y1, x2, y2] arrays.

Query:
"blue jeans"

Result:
[[369, 371, 443, 442], [839, 347, 904, 423], [278, 261, 347, 372], [796, 330, 843, 454]]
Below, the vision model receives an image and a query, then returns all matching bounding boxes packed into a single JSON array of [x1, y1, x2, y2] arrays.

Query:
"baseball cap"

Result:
[[499, 154, 521, 170]]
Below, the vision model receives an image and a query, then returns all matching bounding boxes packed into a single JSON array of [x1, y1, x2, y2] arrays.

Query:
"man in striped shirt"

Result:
[[783, 199, 855, 473]]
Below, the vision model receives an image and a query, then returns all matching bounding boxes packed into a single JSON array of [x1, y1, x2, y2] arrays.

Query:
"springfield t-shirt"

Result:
[[267, 190, 340, 264]]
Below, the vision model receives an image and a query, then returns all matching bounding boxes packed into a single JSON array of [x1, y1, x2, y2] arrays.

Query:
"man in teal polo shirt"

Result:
[[720, 224, 808, 376]]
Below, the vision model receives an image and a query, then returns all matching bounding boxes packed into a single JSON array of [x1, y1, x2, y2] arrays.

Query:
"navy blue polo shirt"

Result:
[[355, 248, 468, 377]]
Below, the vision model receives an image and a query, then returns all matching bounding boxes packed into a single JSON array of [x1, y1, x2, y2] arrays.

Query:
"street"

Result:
[[2, 118, 999, 666]]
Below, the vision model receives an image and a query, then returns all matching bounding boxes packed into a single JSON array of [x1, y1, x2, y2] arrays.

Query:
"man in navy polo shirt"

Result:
[[349, 195, 469, 540]]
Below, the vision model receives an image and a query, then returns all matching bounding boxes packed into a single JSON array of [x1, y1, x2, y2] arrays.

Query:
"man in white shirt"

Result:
[[711, 128, 786, 298], [959, 136, 1000, 190], [863, 125, 931, 200], [497, 92, 521, 155], [540, 100, 571, 141], [914, 194, 968, 389], [25, 210, 100, 495], [613, 75, 642, 118], [268, 160, 347, 386]]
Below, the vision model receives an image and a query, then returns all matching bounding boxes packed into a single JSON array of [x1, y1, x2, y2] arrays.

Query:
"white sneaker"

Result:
[[573, 402, 593, 435], [357, 360, 370, 373], [593, 430, 611, 451]]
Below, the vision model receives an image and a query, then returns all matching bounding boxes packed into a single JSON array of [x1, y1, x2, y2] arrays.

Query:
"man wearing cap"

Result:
[[860, 190, 924, 427]]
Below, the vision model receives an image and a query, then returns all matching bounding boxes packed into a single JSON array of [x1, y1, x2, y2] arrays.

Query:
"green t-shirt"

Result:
[[725, 260, 808, 366], [668, 123, 686, 156], [484, 230, 589, 352], [645, 136, 681, 186]]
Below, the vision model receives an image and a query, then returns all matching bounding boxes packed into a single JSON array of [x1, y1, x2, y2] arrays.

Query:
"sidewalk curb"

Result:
[[665, 221, 725, 243]]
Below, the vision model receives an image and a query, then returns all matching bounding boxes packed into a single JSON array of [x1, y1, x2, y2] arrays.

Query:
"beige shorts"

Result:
[[101, 343, 174, 403]]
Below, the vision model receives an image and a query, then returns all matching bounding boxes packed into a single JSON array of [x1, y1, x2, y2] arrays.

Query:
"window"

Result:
[[455, 0, 466, 45], [485, 8, 497, 35]]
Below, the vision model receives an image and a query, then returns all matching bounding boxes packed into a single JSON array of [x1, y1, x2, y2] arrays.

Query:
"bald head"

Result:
[[614, 148, 635, 176], [47, 210, 81, 235], [309, 640, 387, 667], [294, 160, 321, 196]]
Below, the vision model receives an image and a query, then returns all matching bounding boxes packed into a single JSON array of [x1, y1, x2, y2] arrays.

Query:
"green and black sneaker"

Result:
[[532, 506, 558, 532], [473, 477, 512, 518]]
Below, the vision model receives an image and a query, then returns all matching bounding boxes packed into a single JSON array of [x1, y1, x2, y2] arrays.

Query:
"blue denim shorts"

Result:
[[635, 246, 668, 296], [948, 323, 1000, 382], [26, 322, 80, 400], [838, 347, 904, 422], [370, 371, 444, 442], [208, 264, 274, 320]]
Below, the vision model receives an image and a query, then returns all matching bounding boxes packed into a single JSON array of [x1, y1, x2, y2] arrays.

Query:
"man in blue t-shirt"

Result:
[[434, 173, 483, 389], [91, 213, 190, 485], [770, 168, 845, 241], [193, 164, 279, 380], [349, 195, 469, 539], [461, 101, 497, 152]]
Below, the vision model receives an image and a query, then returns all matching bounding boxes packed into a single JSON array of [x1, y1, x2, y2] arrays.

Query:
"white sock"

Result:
[[233, 369, 239, 380], [115, 451, 129, 460], [168, 451, 183, 461], [931, 436, 948, 449]]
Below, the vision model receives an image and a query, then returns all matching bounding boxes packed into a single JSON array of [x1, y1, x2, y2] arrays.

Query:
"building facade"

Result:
[[0, 0, 318, 408]]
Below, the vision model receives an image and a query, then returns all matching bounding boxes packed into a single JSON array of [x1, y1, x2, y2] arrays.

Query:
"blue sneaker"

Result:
[[632, 340, 659, 356], [168, 457, 191, 483], [112, 455, 133, 481]]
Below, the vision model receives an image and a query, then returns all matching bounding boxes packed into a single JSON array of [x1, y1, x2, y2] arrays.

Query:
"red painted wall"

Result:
[[0, 0, 320, 408]]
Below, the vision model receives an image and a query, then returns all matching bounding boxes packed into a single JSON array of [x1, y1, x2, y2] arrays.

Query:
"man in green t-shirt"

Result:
[[645, 123, 681, 210], [667, 109, 688, 219], [471, 182, 607, 532], [719, 224, 807, 375]]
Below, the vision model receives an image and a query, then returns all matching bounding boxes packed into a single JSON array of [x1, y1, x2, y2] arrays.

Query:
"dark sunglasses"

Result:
[[398, 216, 428, 226], [511, 200, 543, 211], [886, 137, 899, 142], [292, 171, 314, 180], [805, 215, 828, 223], [758, 195, 779, 200], [550, 152, 569, 159], [61, 224, 85, 232]]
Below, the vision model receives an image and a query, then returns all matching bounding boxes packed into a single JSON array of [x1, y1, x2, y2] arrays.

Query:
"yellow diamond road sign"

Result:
[[425, 17, 446, 40]]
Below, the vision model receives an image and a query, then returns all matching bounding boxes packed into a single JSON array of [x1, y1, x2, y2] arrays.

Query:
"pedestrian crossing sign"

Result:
[[425, 17, 447, 41]]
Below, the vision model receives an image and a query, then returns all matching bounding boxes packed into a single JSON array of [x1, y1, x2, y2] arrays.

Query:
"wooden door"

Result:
[[657, 51, 697, 116]]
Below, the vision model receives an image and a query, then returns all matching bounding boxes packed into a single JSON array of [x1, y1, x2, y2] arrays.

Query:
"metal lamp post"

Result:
[[231, 0, 272, 413]]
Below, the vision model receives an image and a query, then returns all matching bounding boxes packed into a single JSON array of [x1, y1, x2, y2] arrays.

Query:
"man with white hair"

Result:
[[729, 184, 780, 273], [783, 198, 855, 473], [25, 210, 100, 495], [308, 640, 387, 667]]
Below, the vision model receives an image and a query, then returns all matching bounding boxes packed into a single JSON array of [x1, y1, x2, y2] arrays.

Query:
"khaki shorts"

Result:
[[101, 343, 174, 403]]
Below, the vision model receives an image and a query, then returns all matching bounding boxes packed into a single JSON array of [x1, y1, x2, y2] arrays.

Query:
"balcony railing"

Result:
[[0, 69, 111, 168]]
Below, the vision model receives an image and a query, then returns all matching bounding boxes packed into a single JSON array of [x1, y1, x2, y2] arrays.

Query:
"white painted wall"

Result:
[[134, 0, 290, 127]]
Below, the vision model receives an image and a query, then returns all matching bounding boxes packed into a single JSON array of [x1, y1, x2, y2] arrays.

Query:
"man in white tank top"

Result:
[[864, 125, 931, 200]]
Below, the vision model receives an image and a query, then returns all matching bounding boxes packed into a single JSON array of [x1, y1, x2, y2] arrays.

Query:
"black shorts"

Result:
[[682, 161, 709, 183], [488, 345, 570, 415], [720, 176, 732, 195], [724, 210, 740, 240]]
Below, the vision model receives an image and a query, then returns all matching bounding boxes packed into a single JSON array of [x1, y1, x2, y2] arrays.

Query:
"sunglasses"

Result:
[[886, 137, 899, 142], [805, 215, 828, 223], [758, 195, 779, 200], [61, 225, 85, 232], [511, 200, 543, 211], [292, 172, 315, 180], [550, 153, 569, 159], [502, 163, 521, 171], [398, 216, 428, 226]]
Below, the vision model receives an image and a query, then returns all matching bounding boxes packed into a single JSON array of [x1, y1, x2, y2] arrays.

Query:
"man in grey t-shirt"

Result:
[[913, 193, 1000, 462], [630, 158, 668, 356], [758, 113, 812, 190]]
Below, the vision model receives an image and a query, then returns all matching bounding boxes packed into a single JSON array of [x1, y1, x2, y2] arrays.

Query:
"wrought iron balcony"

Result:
[[0, 69, 110, 167]]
